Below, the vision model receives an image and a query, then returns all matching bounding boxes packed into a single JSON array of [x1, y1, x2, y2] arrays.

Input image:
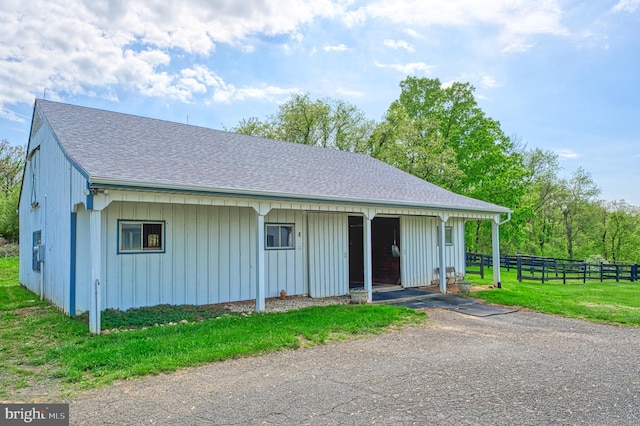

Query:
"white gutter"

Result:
[[89, 178, 512, 215], [499, 211, 511, 225]]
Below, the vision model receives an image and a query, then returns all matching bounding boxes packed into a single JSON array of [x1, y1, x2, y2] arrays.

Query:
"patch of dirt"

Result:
[[13, 306, 44, 315]]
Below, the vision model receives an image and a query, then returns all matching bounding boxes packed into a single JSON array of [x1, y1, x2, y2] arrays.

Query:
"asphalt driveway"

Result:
[[69, 309, 640, 425]]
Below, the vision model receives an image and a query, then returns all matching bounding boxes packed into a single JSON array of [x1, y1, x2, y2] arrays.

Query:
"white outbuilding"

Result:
[[19, 100, 510, 333]]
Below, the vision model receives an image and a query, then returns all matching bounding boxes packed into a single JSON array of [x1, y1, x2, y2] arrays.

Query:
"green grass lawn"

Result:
[[465, 267, 640, 326], [0, 256, 424, 402]]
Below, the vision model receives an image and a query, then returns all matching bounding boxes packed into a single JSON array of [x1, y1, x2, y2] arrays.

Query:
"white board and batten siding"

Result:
[[400, 215, 436, 287], [92, 202, 258, 312], [307, 213, 349, 298], [264, 210, 307, 298], [400, 216, 466, 287], [19, 115, 87, 315], [443, 218, 466, 275]]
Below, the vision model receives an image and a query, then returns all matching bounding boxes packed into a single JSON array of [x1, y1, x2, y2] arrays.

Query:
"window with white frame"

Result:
[[266, 224, 294, 249], [438, 226, 454, 246], [445, 226, 453, 245], [119, 221, 164, 253]]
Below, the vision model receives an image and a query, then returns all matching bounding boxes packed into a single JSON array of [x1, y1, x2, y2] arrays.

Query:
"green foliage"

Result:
[[0, 140, 24, 242], [232, 92, 374, 153], [468, 268, 640, 326], [369, 91, 462, 189], [0, 185, 20, 242], [374, 77, 527, 253], [0, 140, 24, 196], [0, 258, 424, 400], [230, 78, 640, 263], [84, 304, 232, 329]]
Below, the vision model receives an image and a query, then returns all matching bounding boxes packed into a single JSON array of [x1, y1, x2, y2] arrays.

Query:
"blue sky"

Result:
[[1, 0, 639, 204]]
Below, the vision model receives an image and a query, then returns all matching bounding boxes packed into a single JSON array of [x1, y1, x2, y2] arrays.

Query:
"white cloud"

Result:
[[375, 61, 434, 75], [0, 0, 341, 120], [612, 0, 640, 13], [213, 85, 293, 103], [480, 75, 500, 88], [334, 87, 366, 98], [323, 43, 349, 52], [556, 148, 580, 159], [383, 39, 415, 52], [345, 0, 569, 53], [404, 29, 424, 39]]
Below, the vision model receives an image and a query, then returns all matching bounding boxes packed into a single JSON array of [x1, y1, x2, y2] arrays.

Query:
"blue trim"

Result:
[[85, 181, 93, 210], [117, 219, 166, 254], [69, 212, 77, 317], [265, 223, 295, 250]]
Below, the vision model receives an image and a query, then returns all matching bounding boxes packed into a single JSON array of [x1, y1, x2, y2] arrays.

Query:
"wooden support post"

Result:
[[255, 213, 266, 312], [491, 220, 500, 288], [517, 255, 522, 282], [363, 216, 373, 302], [89, 210, 101, 335], [438, 217, 447, 293]]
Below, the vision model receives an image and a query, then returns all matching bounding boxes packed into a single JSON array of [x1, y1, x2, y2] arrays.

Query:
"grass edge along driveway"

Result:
[[0, 257, 424, 402], [466, 267, 640, 326]]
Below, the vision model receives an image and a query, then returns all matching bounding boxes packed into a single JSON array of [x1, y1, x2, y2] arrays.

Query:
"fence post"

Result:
[[583, 263, 587, 284], [541, 262, 546, 284], [480, 254, 484, 279], [599, 262, 603, 282], [517, 255, 522, 282], [632, 264, 638, 282], [562, 263, 566, 285], [616, 265, 620, 282]]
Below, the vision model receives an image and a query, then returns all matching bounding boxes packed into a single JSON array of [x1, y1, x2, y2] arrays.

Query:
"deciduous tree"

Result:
[[233, 93, 374, 153]]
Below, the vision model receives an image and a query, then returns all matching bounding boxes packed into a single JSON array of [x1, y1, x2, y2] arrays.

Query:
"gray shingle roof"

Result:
[[35, 99, 509, 214]]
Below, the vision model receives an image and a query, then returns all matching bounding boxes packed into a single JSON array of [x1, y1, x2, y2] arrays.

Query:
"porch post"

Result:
[[438, 216, 447, 293], [89, 209, 102, 335], [363, 214, 373, 302], [492, 220, 501, 288], [256, 212, 266, 312]]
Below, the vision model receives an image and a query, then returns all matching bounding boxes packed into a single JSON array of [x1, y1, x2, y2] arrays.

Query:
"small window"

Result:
[[119, 221, 164, 253], [445, 226, 453, 245], [438, 226, 453, 246], [266, 224, 294, 249]]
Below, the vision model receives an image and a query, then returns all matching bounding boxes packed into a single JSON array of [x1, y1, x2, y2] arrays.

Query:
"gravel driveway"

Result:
[[69, 309, 640, 425]]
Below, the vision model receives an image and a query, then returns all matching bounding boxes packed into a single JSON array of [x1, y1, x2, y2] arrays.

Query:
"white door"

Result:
[[307, 213, 349, 297], [400, 216, 436, 287]]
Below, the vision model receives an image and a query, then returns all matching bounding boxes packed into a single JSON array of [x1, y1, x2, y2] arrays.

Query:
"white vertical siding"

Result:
[[307, 213, 348, 298], [400, 216, 437, 287], [432, 217, 467, 281], [75, 206, 91, 313], [102, 202, 256, 311], [19, 121, 87, 314], [265, 210, 306, 297], [446, 218, 467, 276]]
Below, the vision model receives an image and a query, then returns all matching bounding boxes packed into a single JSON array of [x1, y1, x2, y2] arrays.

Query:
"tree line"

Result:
[[1, 77, 637, 263], [232, 77, 640, 264], [0, 139, 23, 243]]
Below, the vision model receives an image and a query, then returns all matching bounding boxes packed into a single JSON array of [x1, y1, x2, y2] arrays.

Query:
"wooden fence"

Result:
[[465, 252, 639, 283]]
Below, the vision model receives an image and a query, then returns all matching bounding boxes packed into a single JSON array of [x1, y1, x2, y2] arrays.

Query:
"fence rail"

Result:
[[465, 252, 639, 283]]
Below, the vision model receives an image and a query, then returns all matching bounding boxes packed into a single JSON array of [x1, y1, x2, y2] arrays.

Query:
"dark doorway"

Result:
[[348, 216, 401, 288], [348, 216, 364, 287], [372, 217, 401, 285]]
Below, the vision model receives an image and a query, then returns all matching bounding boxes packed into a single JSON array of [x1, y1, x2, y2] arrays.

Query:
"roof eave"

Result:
[[90, 178, 511, 215]]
